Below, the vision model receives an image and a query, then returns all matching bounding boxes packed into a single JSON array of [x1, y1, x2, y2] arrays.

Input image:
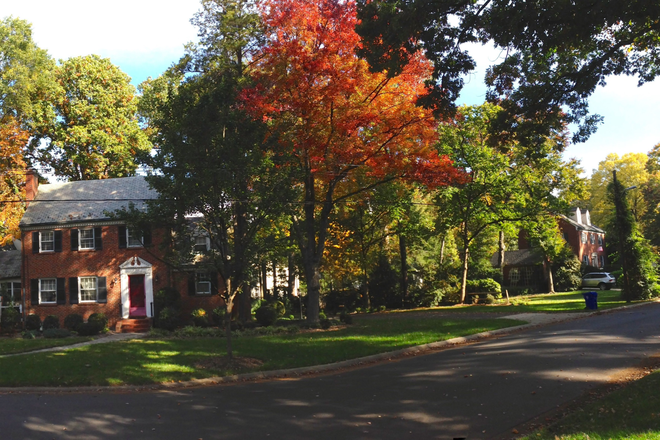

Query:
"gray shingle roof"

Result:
[[0, 250, 21, 279], [19, 176, 157, 227], [490, 249, 543, 268], [559, 215, 605, 233]]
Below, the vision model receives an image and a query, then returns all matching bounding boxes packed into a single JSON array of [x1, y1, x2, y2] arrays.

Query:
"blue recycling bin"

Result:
[[582, 291, 598, 310]]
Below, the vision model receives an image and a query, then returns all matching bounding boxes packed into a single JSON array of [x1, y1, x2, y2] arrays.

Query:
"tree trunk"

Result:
[[224, 278, 234, 360], [399, 232, 408, 308], [239, 282, 251, 324], [546, 259, 555, 294], [440, 236, 446, 264], [460, 246, 469, 304], [302, 258, 321, 323], [499, 230, 506, 287], [260, 262, 268, 299]]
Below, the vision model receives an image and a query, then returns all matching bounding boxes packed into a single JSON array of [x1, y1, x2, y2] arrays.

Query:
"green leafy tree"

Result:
[[589, 153, 649, 229], [435, 103, 584, 302], [136, 0, 289, 358], [0, 17, 56, 127], [608, 170, 658, 301], [31, 55, 151, 180], [356, 0, 660, 145]]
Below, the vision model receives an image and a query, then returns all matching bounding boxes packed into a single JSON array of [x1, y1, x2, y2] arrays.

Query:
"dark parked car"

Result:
[[581, 272, 616, 290]]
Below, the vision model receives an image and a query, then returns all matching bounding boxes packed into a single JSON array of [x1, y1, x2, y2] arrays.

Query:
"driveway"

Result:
[[1, 303, 659, 439]]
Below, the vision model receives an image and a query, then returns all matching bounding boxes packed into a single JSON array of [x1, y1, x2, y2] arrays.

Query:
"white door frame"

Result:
[[119, 256, 154, 319]]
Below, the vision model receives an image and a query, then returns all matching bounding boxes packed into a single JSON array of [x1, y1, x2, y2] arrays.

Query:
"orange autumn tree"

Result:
[[0, 119, 30, 246], [243, 0, 462, 322]]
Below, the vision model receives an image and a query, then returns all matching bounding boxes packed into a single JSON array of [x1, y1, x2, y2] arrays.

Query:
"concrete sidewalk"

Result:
[[0, 332, 146, 358]]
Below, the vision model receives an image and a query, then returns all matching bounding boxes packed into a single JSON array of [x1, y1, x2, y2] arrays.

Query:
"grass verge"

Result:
[[521, 368, 660, 439], [389, 290, 632, 314], [0, 336, 93, 356], [0, 316, 522, 387]]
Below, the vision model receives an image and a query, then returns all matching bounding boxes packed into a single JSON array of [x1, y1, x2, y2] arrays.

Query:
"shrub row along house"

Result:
[[491, 207, 607, 290], [0, 172, 224, 332]]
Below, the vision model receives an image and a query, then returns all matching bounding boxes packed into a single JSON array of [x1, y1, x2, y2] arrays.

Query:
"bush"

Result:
[[466, 278, 502, 296], [320, 318, 331, 329], [42, 315, 60, 330], [155, 287, 181, 311], [255, 304, 280, 327], [174, 326, 222, 338], [212, 307, 226, 326], [1, 307, 21, 332], [484, 294, 496, 304], [271, 300, 286, 317], [43, 328, 71, 338], [88, 313, 108, 331], [191, 308, 210, 327], [25, 314, 41, 331], [77, 321, 103, 336], [339, 311, 353, 324], [318, 311, 327, 321], [22, 330, 37, 339], [64, 314, 84, 331], [157, 307, 180, 331]]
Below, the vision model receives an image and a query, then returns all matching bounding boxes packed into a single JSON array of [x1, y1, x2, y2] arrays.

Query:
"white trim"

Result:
[[79, 276, 98, 303], [119, 257, 154, 319], [39, 231, 55, 253], [39, 278, 57, 304]]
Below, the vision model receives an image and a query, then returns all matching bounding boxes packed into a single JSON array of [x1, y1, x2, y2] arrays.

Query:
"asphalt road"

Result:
[[2, 302, 660, 440]]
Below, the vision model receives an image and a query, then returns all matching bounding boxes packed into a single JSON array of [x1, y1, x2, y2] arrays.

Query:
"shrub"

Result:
[[64, 314, 84, 331], [271, 300, 286, 317], [155, 287, 181, 311], [43, 328, 72, 338], [255, 304, 280, 327], [22, 330, 37, 339], [212, 307, 226, 326], [339, 311, 353, 324], [554, 255, 582, 291], [42, 315, 60, 330], [320, 318, 331, 329], [191, 308, 210, 327], [88, 313, 108, 331], [157, 307, 180, 331], [318, 311, 327, 321], [173, 326, 222, 338], [25, 314, 41, 331], [484, 294, 496, 304], [77, 321, 103, 336], [466, 278, 502, 296], [1, 307, 21, 332]]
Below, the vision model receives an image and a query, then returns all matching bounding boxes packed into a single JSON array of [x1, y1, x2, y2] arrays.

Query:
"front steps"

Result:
[[116, 318, 152, 333]]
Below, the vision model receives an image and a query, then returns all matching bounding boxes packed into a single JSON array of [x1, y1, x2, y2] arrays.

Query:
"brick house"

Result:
[[492, 207, 607, 289], [557, 207, 606, 269], [17, 172, 224, 331]]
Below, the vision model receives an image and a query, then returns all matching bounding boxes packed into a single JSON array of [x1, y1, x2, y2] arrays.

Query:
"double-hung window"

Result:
[[127, 228, 143, 247], [194, 236, 209, 253], [39, 279, 57, 304], [0, 281, 21, 306], [598, 234, 603, 246], [581, 232, 587, 244], [79, 277, 98, 302], [196, 272, 212, 295], [40, 231, 54, 252], [79, 229, 95, 250], [590, 233, 595, 244]]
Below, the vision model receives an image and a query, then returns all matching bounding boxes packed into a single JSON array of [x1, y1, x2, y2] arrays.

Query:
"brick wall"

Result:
[[22, 224, 226, 329], [557, 218, 606, 267]]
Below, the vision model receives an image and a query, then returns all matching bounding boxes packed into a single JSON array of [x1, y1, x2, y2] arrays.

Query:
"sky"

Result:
[[3, 0, 659, 177]]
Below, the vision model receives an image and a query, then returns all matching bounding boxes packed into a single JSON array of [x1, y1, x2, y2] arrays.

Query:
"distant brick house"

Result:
[[16, 172, 224, 331], [492, 207, 607, 289]]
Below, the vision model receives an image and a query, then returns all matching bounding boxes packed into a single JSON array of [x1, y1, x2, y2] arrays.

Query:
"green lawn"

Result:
[[522, 369, 660, 439], [388, 290, 630, 314], [0, 316, 522, 387], [0, 336, 93, 356]]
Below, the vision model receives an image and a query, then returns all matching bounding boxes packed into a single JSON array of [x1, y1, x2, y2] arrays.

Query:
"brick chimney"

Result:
[[25, 169, 39, 206]]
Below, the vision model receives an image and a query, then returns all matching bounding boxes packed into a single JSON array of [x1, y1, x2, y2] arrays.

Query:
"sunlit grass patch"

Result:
[[0, 316, 522, 387]]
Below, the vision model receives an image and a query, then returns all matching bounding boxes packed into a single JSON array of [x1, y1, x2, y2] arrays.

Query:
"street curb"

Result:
[[1, 300, 658, 394]]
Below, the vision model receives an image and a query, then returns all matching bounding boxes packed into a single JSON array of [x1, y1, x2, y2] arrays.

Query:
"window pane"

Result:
[[194, 236, 207, 252], [40, 279, 56, 303], [41, 231, 54, 251], [196, 281, 211, 294], [80, 277, 97, 301], [80, 229, 94, 249], [127, 229, 142, 247]]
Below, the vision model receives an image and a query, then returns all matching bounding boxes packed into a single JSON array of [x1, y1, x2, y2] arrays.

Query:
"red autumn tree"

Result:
[[0, 119, 29, 246], [243, 0, 462, 322]]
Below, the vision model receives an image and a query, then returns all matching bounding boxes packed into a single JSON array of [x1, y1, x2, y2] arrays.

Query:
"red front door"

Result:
[[129, 275, 146, 318]]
